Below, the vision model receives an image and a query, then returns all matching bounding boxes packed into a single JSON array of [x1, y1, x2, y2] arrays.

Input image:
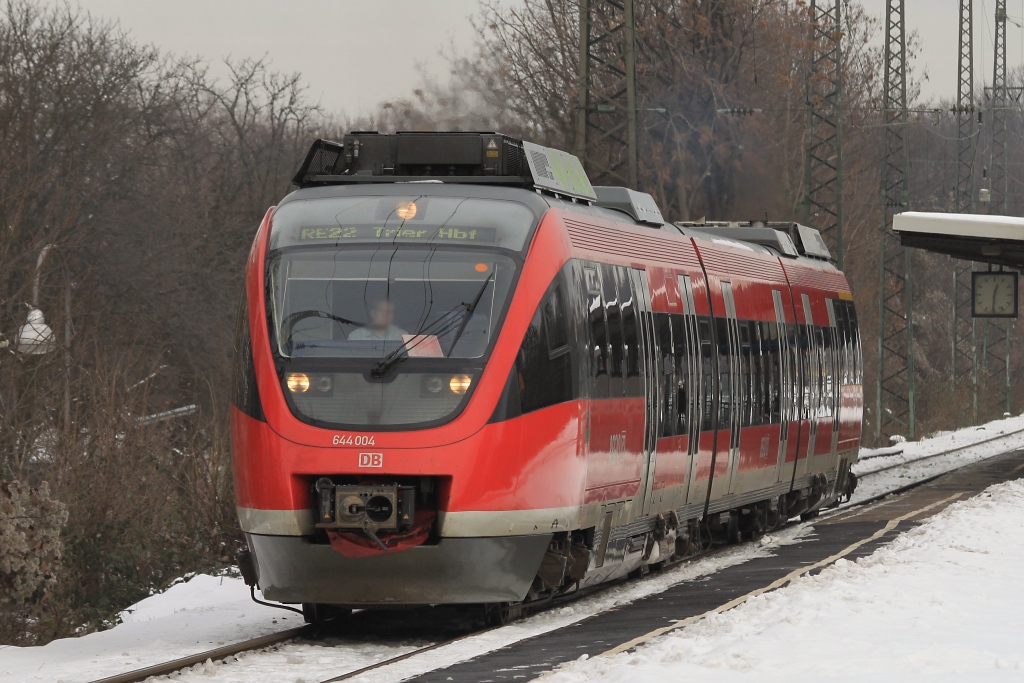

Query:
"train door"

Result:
[[772, 290, 792, 485], [793, 293, 817, 484], [582, 263, 643, 519], [679, 275, 704, 506], [630, 268, 662, 516], [826, 298, 841, 458], [720, 283, 743, 496]]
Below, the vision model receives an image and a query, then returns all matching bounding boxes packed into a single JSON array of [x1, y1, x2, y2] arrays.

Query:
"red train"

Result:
[[232, 132, 862, 623]]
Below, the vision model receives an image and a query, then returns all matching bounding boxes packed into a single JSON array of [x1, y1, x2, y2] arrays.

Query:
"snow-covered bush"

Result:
[[0, 481, 67, 605]]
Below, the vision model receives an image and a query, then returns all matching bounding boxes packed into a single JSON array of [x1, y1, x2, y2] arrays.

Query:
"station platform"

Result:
[[409, 448, 1024, 682]]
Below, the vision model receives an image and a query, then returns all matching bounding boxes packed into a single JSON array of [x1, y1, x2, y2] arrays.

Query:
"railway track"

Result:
[[89, 626, 313, 683], [91, 427, 1024, 683], [849, 425, 1024, 504]]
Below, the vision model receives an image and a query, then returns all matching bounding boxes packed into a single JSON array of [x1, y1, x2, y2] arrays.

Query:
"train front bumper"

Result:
[[246, 532, 551, 606]]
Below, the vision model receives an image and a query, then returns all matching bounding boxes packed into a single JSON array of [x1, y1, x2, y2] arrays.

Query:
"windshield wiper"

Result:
[[446, 272, 494, 354], [370, 273, 494, 379], [368, 306, 466, 379]]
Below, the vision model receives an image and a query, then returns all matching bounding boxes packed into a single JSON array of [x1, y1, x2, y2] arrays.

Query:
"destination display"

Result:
[[297, 225, 498, 244]]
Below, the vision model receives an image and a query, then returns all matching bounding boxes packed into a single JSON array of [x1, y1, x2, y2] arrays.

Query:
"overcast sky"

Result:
[[56, 0, 1024, 114]]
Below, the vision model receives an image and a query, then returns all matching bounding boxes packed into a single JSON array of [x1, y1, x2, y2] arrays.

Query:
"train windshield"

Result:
[[265, 195, 533, 429], [268, 248, 516, 361]]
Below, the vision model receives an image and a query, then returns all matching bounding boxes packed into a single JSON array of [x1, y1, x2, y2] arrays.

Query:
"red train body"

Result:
[[232, 134, 862, 613]]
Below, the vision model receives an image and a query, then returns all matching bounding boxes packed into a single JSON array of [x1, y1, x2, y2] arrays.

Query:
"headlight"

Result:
[[396, 200, 417, 220], [316, 375, 333, 392], [449, 375, 472, 394], [286, 372, 310, 393], [425, 376, 445, 394]]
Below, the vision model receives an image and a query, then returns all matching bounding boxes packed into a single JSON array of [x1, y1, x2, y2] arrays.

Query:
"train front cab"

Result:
[[232, 188, 598, 607]]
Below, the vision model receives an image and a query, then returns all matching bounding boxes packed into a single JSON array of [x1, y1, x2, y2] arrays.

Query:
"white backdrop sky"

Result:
[[45, 0, 1024, 115]]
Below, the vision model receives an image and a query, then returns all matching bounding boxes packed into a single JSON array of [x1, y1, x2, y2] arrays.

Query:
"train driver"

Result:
[[349, 298, 408, 341]]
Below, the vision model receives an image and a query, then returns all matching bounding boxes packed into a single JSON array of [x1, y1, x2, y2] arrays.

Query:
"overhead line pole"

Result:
[[984, 0, 1012, 418], [803, 0, 846, 270], [952, 0, 978, 426], [575, 0, 639, 189], [876, 0, 916, 444]]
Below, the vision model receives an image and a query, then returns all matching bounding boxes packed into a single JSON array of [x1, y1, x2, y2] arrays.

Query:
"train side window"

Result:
[[585, 265, 609, 399], [810, 326, 822, 417], [232, 291, 263, 420], [754, 321, 763, 424], [601, 264, 624, 397], [764, 322, 781, 423], [669, 314, 690, 437], [751, 322, 766, 426], [848, 301, 860, 384], [853, 302, 863, 384], [517, 283, 573, 414], [750, 322, 764, 426], [699, 317, 715, 432], [835, 302, 849, 385], [834, 304, 845, 386], [806, 326, 817, 418], [715, 317, 733, 428], [618, 267, 642, 381], [796, 324, 809, 420], [739, 322, 752, 428], [655, 313, 676, 437], [817, 327, 830, 417], [543, 282, 569, 352], [791, 324, 802, 421]]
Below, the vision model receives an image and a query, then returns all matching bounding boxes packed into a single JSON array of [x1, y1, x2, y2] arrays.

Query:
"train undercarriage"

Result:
[[239, 465, 858, 626]]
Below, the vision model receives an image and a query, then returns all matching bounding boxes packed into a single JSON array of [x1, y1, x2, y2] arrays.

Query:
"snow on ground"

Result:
[[542, 477, 1024, 683], [0, 574, 294, 683], [3, 413, 1022, 683], [849, 413, 1024, 504]]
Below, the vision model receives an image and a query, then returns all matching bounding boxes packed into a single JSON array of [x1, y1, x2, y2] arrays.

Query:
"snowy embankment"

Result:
[[0, 575, 292, 683], [543, 477, 1024, 682]]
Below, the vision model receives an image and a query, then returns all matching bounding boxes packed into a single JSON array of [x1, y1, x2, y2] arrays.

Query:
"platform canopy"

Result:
[[892, 211, 1024, 269]]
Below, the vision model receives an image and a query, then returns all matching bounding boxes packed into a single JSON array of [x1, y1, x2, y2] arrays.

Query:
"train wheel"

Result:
[[483, 602, 525, 627], [301, 603, 352, 625], [766, 496, 785, 530]]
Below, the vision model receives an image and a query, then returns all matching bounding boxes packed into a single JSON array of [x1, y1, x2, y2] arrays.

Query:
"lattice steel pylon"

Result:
[[575, 0, 639, 188], [876, 0, 916, 443], [982, 0, 1012, 419], [803, 0, 845, 269], [952, 0, 979, 426]]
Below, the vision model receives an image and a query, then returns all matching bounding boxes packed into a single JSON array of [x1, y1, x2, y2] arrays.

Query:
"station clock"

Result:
[[972, 271, 1019, 318]]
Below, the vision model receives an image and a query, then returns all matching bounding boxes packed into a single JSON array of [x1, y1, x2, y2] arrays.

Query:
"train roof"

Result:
[[289, 132, 835, 267]]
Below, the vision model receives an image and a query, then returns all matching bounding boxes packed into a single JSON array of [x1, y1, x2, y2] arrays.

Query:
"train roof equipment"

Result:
[[675, 220, 831, 261], [893, 211, 1024, 270], [593, 186, 665, 226], [292, 132, 597, 202]]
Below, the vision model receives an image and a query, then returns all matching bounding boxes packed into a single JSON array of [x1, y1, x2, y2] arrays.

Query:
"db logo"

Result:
[[358, 452, 384, 468]]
